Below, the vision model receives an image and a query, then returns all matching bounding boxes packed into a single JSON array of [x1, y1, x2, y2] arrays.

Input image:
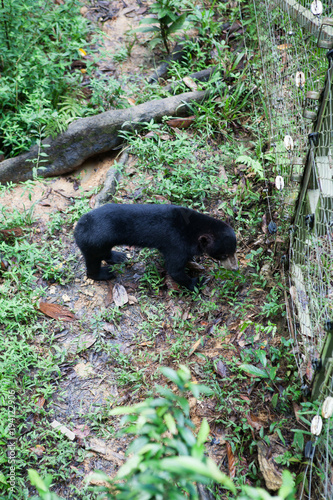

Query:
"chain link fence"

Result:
[[251, 1, 333, 497]]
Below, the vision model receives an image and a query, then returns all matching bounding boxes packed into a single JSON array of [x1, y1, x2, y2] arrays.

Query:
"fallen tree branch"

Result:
[[147, 39, 188, 83], [0, 89, 212, 184], [163, 66, 221, 94], [94, 149, 130, 208]]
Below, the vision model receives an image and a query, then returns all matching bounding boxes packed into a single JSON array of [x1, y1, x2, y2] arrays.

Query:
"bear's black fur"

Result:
[[74, 203, 238, 290]]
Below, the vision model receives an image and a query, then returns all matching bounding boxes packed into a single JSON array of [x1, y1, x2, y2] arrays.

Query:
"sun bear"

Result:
[[74, 203, 238, 290]]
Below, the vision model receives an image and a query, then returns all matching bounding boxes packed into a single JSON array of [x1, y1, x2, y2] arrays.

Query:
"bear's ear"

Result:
[[198, 234, 214, 251]]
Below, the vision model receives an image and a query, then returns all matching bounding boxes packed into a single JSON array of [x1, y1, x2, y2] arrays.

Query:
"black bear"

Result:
[[74, 203, 238, 290]]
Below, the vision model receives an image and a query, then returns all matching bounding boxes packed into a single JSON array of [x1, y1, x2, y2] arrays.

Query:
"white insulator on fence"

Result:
[[322, 397, 333, 418], [311, 415, 323, 436], [284, 135, 294, 151], [295, 71, 305, 88], [311, 1, 323, 16], [275, 176, 285, 190]]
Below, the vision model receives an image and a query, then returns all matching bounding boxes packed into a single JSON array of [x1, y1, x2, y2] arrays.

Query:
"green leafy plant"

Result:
[[44, 93, 87, 138], [261, 288, 285, 318], [25, 134, 51, 179], [187, 68, 255, 139], [111, 44, 130, 63], [87, 365, 236, 499], [0, 331, 75, 497], [240, 349, 280, 382], [112, 32, 138, 63], [88, 77, 127, 112], [139, 259, 165, 293], [28, 470, 64, 500], [138, 0, 188, 53], [236, 155, 265, 180], [240, 320, 278, 339], [187, 5, 220, 39]]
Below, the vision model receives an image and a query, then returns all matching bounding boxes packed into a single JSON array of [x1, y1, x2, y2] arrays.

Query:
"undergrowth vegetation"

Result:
[[0, 0, 92, 156], [0, 0, 318, 499], [120, 128, 229, 208]]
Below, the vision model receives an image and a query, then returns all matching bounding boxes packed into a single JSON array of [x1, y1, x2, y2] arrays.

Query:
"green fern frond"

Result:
[[236, 155, 265, 179], [58, 94, 85, 119]]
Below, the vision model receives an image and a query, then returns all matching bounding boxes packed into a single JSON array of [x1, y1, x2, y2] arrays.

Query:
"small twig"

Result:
[[53, 189, 75, 200], [1, 0, 10, 50]]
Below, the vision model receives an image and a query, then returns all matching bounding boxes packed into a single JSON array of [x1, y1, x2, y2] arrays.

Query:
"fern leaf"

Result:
[[236, 155, 265, 179]]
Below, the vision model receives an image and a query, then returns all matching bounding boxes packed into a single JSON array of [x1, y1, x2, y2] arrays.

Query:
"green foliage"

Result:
[[43, 93, 87, 138], [113, 32, 138, 63], [88, 77, 126, 112], [0, 201, 85, 498], [261, 288, 285, 318], [87, 365, 235, 499], [0, 1, 303, 496], [237, 470, 296, 500], [46, 192, 91, 234], [137, 0, 189, 53], [28, 470, 63, 500], [239, 349, 280, 382], [113, 45, 130, 63], [27, 366, 296, 499], [0, 333, 76, 497], [185, 64, 255, 139], [139, 259, 165, 294], [0, 210, 39, 326], [0, 235, 74, 292], [0, 0, 90, 157], [120, 128, 227, 208], [187, 5, 220, 39], [236, 155, 265, 180]]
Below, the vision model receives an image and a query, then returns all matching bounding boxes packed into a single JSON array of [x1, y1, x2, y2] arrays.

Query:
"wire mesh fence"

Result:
[[251, 0, 333, 497]]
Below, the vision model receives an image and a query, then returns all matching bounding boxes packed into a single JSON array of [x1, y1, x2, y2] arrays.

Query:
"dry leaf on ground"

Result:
[[215, 360, 228, 378], [188, 337, 204, 357], [0, 227, 23, 240], [182, 76, 198, 91], [226, 441, 236, 478], [39, 301, 76, 321], [113, 283, 128, 307], [166, 116, 195, 129], [257, 437, 284, 490]]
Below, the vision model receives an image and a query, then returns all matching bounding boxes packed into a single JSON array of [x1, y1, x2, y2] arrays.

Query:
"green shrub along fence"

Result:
[[252, 0, 333, 498]]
